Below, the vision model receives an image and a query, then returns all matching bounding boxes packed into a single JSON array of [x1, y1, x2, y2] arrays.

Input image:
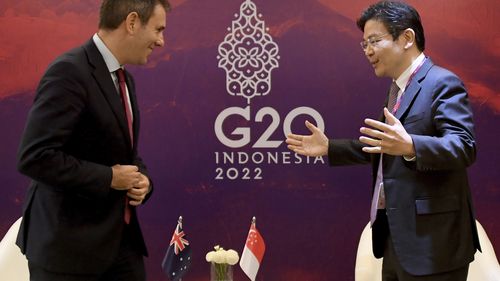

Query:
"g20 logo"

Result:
[[215, 106, 324, 148], [213, 0, 326, 180]]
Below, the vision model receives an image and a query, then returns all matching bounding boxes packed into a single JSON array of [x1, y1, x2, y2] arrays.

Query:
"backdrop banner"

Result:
[[0, 0, 498, 280]]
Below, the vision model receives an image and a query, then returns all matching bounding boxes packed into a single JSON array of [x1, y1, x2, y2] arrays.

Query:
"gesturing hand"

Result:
[[286, 120, 329, 157], [359, 108, 415, 157]]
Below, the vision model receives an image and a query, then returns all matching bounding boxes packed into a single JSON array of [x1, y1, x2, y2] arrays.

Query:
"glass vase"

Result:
[[210, 262, 233, 281]]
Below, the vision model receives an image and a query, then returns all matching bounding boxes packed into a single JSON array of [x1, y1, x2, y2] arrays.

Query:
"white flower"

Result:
[[205, 245, 240, 265], [205, 251, 215, 262], [226, 249, 239, 265]]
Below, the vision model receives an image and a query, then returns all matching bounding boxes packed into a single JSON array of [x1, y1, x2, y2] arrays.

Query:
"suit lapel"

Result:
[[394, 58, 433, 120], [373, 59, 433, 169], [83, 39, 133, 149]]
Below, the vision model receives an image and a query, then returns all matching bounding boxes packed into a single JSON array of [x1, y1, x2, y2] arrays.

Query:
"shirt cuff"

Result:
[[403, 155, 416, 162]]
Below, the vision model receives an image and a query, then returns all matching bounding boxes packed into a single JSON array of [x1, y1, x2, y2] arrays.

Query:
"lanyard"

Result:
[[392, 57, 427, 114]]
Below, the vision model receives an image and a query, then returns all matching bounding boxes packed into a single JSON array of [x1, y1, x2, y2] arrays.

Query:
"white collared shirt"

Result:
[[394, 52, 426, 100]]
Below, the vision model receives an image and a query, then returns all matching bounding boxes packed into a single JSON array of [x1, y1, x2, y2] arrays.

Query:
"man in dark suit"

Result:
[[16, 0, 170, 280], [286, 1, 481, 280]]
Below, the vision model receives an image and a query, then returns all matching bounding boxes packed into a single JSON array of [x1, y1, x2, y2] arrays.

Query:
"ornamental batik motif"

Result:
[[217, 0, 280, 104]]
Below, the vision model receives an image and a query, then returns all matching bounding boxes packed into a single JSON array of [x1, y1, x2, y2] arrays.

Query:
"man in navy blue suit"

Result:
[[16, 1, 170, 280], [286, 1, 481, 280]]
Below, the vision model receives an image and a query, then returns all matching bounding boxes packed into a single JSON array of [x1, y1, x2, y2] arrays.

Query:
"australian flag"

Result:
[[162, 216, 192, 281]]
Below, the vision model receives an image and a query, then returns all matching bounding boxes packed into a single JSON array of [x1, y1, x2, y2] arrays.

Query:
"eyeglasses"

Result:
[[360, 33, 391, 51]]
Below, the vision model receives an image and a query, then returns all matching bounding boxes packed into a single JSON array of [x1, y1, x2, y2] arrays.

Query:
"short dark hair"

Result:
[[98, 0, 170, 30], [357, 1, 425, 51]]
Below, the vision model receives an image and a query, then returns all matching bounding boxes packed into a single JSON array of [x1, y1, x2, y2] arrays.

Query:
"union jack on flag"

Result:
[[162, 216, 192, 281], [170, 223, 189, 255]]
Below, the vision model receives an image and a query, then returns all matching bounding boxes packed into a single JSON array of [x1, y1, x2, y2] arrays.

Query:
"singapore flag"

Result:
[[239, 217, 266, 281]]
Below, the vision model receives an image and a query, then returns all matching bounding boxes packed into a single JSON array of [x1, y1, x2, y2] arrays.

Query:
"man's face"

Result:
[[362, 19, 406, 79], [130, 4, 166, 65]]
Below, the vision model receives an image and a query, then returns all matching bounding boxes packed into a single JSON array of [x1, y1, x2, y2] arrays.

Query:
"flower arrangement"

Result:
[[206, 245, 239, 281]]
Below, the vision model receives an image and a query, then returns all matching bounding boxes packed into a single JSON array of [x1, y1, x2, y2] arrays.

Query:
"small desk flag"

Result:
[[239, 217, 266, 281], [162, 216, 192, 281]]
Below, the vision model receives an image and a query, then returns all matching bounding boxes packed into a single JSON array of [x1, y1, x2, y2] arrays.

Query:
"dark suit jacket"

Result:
[[16, 39, 152, 274], [328, 58, 481, 276]]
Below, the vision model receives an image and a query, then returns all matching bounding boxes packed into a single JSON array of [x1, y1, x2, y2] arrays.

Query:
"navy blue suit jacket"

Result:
[[328, 58, 481, 276]]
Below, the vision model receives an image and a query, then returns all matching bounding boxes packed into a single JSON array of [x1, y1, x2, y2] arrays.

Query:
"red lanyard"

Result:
[[392, 57, 426, 114]]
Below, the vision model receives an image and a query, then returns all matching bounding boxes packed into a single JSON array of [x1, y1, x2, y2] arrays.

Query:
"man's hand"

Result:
[[127, 173, 150, 206], [286, 120, 329, 157], [111, 164, 141, 190], [359, 108, 416, 157]]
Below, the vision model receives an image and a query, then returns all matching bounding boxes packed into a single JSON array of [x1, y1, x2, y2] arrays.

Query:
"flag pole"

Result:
[[177, 216, 184, 281]]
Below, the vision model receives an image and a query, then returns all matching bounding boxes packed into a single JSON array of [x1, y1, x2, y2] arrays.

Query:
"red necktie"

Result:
[[387, 81, 400, 113], [116, 68, 134, 145], [116, 68, 132, 224]]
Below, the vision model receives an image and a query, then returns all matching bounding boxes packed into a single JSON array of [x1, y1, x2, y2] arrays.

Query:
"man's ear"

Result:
[[125, 12, 139, 34], [403, 28, 416, 50]]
